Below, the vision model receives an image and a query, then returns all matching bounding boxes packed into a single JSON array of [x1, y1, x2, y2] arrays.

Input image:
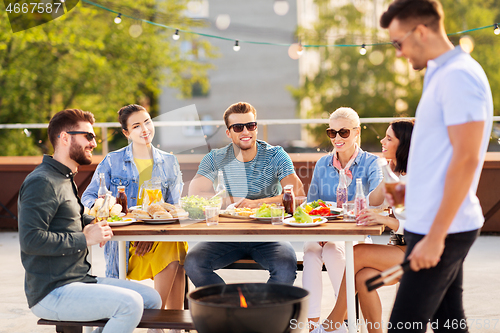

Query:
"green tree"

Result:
[[291, 0, 500, 150], [0, 0, 216, 155]]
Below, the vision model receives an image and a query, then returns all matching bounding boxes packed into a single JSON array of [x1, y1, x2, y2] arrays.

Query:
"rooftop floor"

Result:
[[1, 232, 499, 333]]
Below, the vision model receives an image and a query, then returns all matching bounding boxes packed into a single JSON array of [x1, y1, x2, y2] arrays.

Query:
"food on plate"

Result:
[[235, 208, 256, 217], [180, 195, 222, 219], [293, 206, 313, 224], [106, 215, 123, 222], [153, 211, 173, 219], [132, 209, 150, 219], [147, 204, 165, 216], [131, 202, 187, 220], [255, 203, 276, 218], [304, 199, 340, 216], [86, 196, 122, 217]]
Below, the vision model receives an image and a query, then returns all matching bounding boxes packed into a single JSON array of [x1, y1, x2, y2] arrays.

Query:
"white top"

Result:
[[393, 174, 406, 235], [405, 46, 493, 235]]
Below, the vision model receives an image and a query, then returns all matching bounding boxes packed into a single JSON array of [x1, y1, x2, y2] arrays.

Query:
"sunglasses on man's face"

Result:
[[66, 131, 97, 142], [326, 127, 357, 139], [228, 122, 257, 133], [391, 26, 417, 51]]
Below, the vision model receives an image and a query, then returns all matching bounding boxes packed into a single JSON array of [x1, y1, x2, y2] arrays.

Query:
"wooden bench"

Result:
[[37, 309, 195, 332], [38, 255, 327, 332]]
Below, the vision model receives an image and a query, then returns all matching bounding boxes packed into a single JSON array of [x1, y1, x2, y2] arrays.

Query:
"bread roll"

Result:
[[160, 202, 176, 212], [110, 204, 122, 217], [153, 211, 173, 219], [170, 208, 187, 218], [132, 209, 151, 219], [94, 198, 104, 210], [147, 204, 166, 216]]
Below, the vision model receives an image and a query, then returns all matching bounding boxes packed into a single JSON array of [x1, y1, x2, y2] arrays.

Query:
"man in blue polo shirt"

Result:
[[380, 1, 493, 332], [184, 101, 305, 287]]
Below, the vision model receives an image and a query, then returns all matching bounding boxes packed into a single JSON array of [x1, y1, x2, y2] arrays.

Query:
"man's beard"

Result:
[[69, 140, 92, 166]]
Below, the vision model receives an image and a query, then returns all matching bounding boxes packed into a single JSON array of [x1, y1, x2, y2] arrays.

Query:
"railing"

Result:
[[2, 117, 499, 155]]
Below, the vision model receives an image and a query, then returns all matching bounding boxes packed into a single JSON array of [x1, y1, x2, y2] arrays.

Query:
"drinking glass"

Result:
[[342, 203, 356, 223], [271, 206, 285, 225], [204, 206, 219, 226]]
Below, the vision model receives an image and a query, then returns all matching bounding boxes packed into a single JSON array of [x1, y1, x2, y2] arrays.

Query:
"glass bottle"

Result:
[[377, 158, 405, 212], [116, 186, 128, 214], [282, 184, 295, 215], [336, 169, 348, 209], [96, 192, 110, 222], [97, 173, 107, 199], [354, 178, 367, 216], [215, 170, 226, 208]]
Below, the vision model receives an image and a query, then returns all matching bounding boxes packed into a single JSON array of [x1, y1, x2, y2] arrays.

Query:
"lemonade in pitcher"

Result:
[[139, 179, 163, 210]]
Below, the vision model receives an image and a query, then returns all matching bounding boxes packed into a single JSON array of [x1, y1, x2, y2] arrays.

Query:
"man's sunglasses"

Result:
[[326, 127, 358, 139], [391, 26, 417, 51], [66, 131, 96, 142], [228, 122, 257, 133]]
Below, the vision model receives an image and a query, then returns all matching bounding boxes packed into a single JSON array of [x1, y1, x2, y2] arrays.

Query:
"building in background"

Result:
[[157, 0, 302, 154]]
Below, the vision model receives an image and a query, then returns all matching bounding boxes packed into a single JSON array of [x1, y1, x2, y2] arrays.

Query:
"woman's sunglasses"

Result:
[[66, 131, 97, 142], [326, 127, 358, 139], [228, 122, 258, 133]]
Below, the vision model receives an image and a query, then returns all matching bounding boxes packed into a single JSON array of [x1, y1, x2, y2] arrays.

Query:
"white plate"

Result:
[[107, 218, 136, 226], [249, 214, 292, 221], [284, 217, 327, 227], [118, 212, 126, 217], [128, 206, 142, 211]]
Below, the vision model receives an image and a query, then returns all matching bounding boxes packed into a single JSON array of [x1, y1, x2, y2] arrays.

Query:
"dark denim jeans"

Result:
[[184, 241, 297, 287], [389, 229, 479, 333]]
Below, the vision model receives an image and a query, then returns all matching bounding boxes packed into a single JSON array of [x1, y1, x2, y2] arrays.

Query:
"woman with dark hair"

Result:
[[310, 119, 414, 333], [82, 105, 187, 322]]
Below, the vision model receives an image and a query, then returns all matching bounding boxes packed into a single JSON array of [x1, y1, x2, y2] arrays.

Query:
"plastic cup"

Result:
[[342, 203, 356, 223], [204, 206, 219, 226], [271, 206, 285, 225]]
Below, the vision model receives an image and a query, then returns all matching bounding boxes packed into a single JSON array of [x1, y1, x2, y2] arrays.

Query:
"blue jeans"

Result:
[[184, 242, 297, 287], [389, 229, 479, 333], [31, 277, 161, 333]]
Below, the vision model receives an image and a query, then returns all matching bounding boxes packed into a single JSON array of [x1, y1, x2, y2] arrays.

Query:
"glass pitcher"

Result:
[[139, 178, 164, 210]]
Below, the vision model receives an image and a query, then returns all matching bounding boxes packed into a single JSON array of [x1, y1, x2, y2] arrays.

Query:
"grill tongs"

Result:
[[365, 260, 410, 292]]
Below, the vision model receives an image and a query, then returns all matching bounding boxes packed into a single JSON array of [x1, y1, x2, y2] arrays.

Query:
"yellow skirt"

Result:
[[127, 241, 188, 281]]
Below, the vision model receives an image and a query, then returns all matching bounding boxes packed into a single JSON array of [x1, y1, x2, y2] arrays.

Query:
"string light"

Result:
[[359, 44, 367, 55], [233, 40, 240, 52], [114, 13, 122, 24], [297, 43, 304, 55], [172, 29, 180, 40], [81, 0, 500, 52]]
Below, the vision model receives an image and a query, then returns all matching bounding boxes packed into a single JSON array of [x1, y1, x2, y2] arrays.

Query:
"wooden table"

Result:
[[110, 217, 385, 333]]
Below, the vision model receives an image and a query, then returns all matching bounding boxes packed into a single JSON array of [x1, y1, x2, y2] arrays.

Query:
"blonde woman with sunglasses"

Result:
[[303, 107, 384, 331]]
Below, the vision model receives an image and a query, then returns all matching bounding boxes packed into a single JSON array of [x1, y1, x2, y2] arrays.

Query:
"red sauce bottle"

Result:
[[116, 186, 128, 214], [282, 185, 295, 215]]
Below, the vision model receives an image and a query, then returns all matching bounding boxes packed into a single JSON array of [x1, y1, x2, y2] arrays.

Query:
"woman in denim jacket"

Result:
[[303, 107, 384, 330], [82, 104, 187, 313]]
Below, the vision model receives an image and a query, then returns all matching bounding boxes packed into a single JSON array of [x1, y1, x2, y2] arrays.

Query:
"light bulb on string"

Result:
[[359, 44, 367, 55], [233, 40, 240, 52], [172, 29, 180, 40], [494, 23, 500, 35], [114, 13, 122, 24], [297, 42, 304, 55]]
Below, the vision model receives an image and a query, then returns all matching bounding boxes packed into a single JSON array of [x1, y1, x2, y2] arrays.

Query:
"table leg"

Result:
[[119, 241, 126, 279], [345, 241, 357, 333]]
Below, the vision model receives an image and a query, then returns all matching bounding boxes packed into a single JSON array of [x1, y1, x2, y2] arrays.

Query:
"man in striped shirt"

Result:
[[184, 101, 305, 287]]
